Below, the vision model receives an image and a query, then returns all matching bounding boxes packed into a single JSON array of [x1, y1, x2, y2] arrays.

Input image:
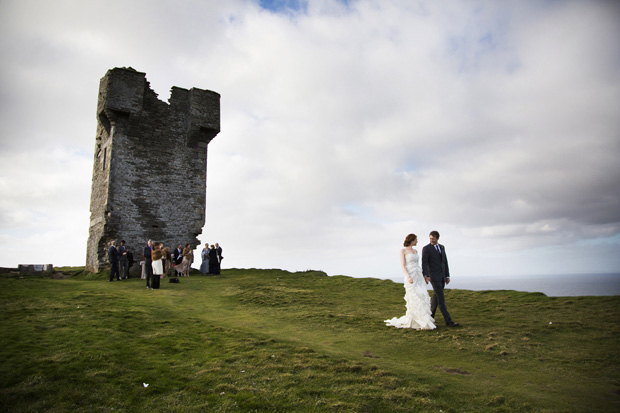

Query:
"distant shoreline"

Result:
[[383, 273, 620, 297]]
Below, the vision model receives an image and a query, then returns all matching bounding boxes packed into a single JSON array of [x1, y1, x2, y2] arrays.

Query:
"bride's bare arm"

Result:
[[400, 249, 413, 283]]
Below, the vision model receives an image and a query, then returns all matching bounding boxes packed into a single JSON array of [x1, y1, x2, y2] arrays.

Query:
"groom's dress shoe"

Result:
[[446, 322, 460, 327]]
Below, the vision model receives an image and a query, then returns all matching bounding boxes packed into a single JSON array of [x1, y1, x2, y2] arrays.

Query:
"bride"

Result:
[[384, 233, 436, 330]]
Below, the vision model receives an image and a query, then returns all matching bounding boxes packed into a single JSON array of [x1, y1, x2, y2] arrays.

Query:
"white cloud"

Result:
[[0, 0, 619, 278]]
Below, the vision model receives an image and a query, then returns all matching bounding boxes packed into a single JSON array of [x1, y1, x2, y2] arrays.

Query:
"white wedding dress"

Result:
[[384, 252, 436, 330]]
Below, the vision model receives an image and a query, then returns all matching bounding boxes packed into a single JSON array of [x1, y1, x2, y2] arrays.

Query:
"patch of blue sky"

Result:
[[577, 233, 620, 246], [338, 202, 380, 223], [259, 0, 307, 14], [478, 31, 495, 49], [258, 0, 352, 15], [446, 5, 517, 74], [393, 163, 420, 175], [392, 157, 425, 177], [448, 33, 496, 74]]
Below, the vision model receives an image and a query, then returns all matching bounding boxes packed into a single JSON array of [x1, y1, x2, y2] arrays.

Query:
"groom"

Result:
[[422, 231, 459, 327]]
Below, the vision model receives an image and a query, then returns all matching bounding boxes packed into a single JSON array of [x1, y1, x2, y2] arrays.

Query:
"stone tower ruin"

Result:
[[86, 67, 220, 272]]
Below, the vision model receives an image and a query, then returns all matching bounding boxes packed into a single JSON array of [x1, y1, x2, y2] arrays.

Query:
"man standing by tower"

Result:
[[119, 240, 129, 279], [108, 241, 120, 282]]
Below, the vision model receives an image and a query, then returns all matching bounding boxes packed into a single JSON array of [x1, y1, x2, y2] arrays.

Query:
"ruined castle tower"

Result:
[[86, 67, 220, 272]]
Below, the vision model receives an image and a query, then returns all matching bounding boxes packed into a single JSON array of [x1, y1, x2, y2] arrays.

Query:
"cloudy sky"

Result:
[[1, 0, 619, 280]]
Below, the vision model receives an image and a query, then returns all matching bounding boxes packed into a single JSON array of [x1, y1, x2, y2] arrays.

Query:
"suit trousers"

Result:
[[144, 260, 153, 287], [119, 258, 129, 279], [109, 262, 120, 281], [430, 279, 453, 325]]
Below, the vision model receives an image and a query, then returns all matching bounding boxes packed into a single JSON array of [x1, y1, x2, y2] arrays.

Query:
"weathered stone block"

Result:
[[18, 264, 54, 274]]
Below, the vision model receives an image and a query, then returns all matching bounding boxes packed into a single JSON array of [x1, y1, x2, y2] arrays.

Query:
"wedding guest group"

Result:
[[108, 238, 222, 287], [200, 242, 223, 276], [141, 240, 191, 288]]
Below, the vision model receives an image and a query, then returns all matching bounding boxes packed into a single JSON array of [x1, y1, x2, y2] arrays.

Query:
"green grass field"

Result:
[[1, 268, 619, 412]]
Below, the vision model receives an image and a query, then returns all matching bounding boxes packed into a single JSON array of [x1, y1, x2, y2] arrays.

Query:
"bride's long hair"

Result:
[[403, 233, 417, 247]]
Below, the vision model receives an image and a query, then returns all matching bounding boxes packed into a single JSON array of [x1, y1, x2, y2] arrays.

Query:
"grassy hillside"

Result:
[[1, 268, 619, 412]]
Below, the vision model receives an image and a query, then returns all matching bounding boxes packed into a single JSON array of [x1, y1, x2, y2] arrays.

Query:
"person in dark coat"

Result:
[[108, 241, 120, 282], [173, 244, 183, 277], [215, 243, 223, 274], [118, 240, 129, 279], [208, 245, 220, 275], [127, 250, 134, 269], [421, 231, 459, 327], [143, 240, 153, 288]]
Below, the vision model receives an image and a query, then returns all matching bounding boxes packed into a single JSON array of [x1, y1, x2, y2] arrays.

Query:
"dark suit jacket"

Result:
[[421, 243, 450, 282], [108, 246, 119, 264], [173, 248, 183, 265], [118, 245, 128, 261], [143, 245, 152, 262]]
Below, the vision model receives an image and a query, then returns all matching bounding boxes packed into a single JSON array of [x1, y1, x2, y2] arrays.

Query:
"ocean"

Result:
[[387, 273, 620, 297]]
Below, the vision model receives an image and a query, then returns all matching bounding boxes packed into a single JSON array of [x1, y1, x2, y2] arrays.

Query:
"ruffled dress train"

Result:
[[384, 252, 436, 330]]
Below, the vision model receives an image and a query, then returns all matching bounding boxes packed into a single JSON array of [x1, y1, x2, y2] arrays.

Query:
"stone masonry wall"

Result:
[[86, 67, 220, 272]]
